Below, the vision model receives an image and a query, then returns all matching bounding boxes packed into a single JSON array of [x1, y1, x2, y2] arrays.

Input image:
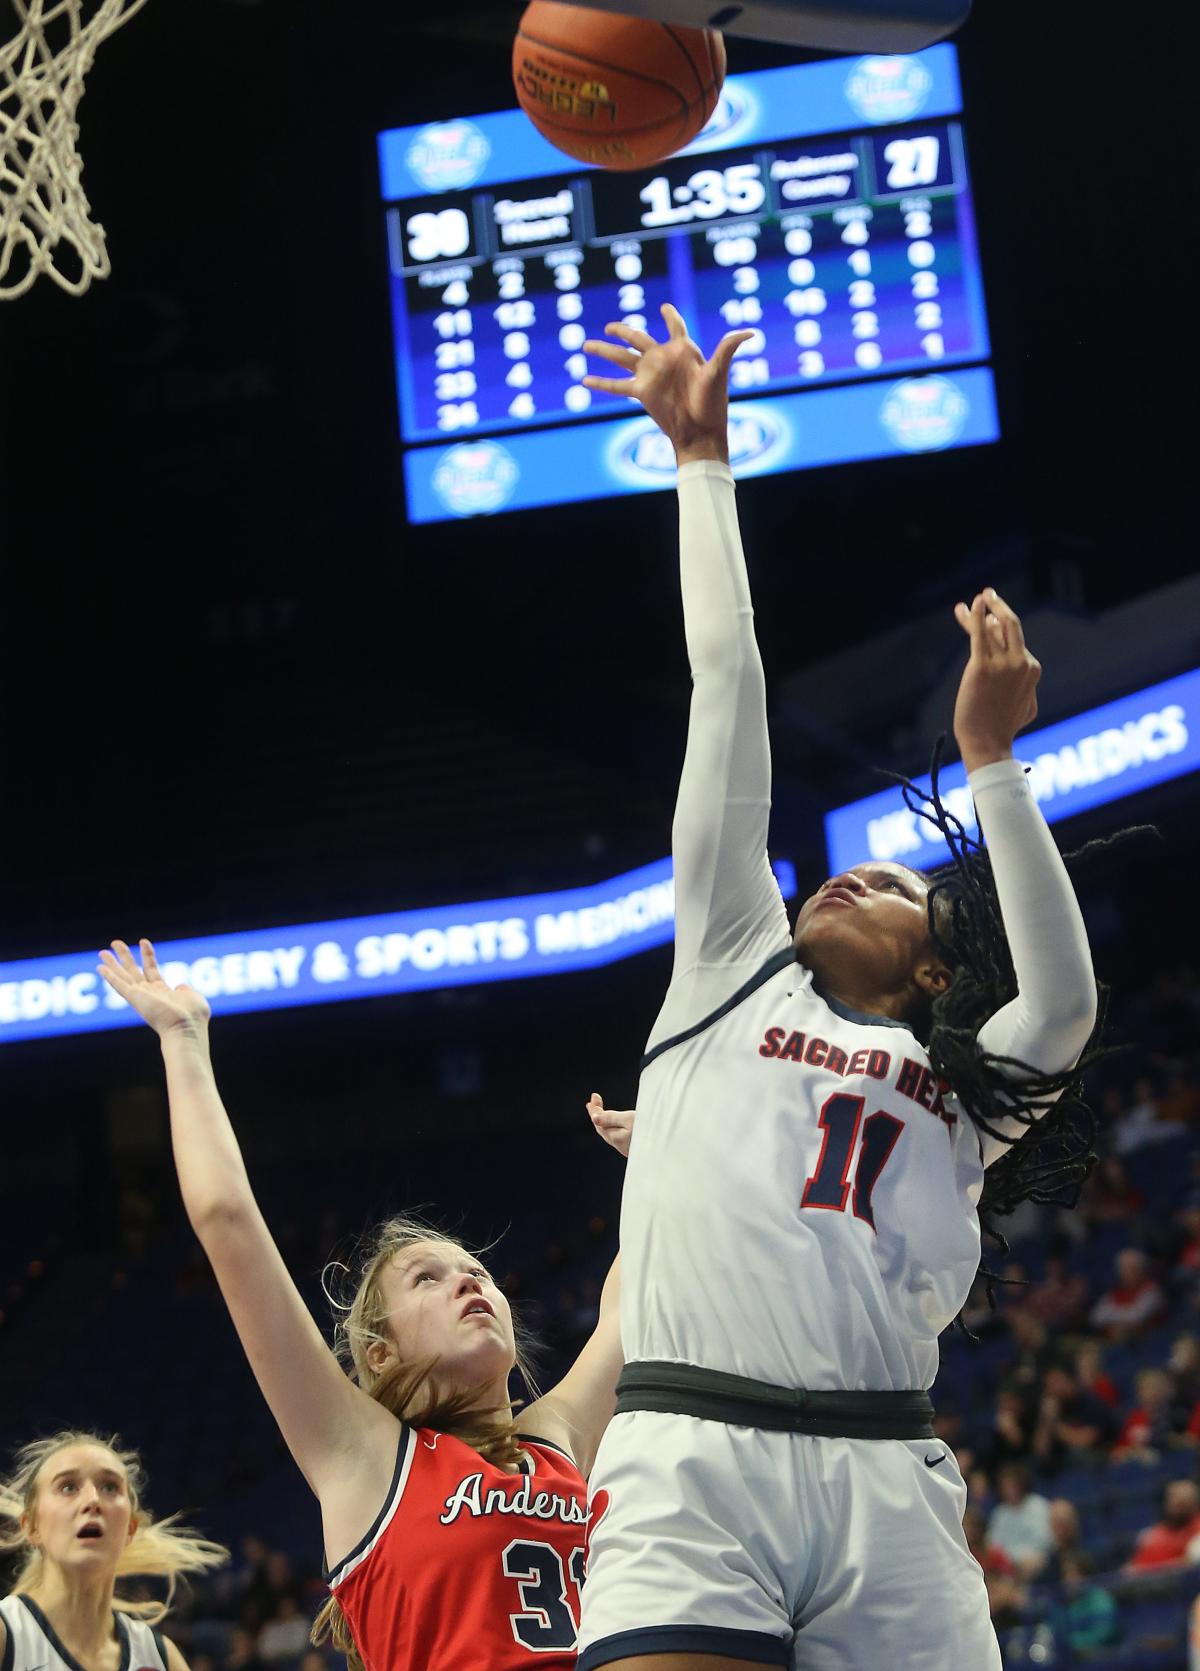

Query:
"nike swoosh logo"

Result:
[[924, 1453, 947, 1468]]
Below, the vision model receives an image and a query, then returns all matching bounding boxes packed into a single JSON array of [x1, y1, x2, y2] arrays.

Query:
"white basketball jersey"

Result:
[[620, 953, 986, 1393], [0, 1595, 170, 1671]]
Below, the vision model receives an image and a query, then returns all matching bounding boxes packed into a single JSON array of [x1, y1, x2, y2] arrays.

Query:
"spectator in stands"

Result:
[[966, 1463, 995, 1513], [1125, 1479, 1200, 1571], [1109, 1076, 1181, 1156], [243, 1549, 303, 1629], [1089, 1247, 1167, 1338], [964, 1504, 1015, 1582], [208, 1535, 269, 1622], [223, 1625, 267, 1671], [1081, 1157, 1146, 1226], [1115, 1367, 1177, 1457], [963, 1505, 1024, 1627], [1041, 1498, 1084, 1585], [1171, 1207, 1200, 1284], [1031, 1361, 1120, 1474], [1024, 1253, 1089, 1332], [1049, 1552, 1120, 1652], [1004, 1309, 1055, 1393], [1160, 1069, 1200, 1130], [983, 1384, 1036, 1471], [1074, 1338, 1119, 1409], [1171, 1335, 1200, 1423], [987, 1462, 1055, 1578], [257, 1596, 311, 1663]]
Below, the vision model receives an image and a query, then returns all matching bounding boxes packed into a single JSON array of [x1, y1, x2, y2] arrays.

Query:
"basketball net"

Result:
[[0, 0, 148, 298]]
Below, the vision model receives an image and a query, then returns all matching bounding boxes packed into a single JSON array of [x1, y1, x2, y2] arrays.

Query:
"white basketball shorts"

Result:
[[577, 1410, 1000, 1670]]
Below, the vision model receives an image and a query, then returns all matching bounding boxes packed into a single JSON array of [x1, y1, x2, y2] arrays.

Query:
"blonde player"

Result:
[[97, 940, 626, 1671], [574, 305, 1101, 1671], [0, 1431, 225, 1671]]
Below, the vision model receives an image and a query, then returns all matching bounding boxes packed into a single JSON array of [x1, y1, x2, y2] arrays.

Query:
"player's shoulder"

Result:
[[1, 1598, 26, 1671], [645, 945, 796, 1065], [119, 1613, 176, 1671]]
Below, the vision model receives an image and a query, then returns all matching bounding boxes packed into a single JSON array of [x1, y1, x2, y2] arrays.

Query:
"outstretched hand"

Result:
[[98, 938, 212, 1040], [587, 1091, 634, 1159], [952, 588, 1041, 773], [583, 303, 754, 464]]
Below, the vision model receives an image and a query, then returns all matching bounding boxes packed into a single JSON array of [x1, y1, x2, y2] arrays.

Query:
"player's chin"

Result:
[[449, 1329, 515, 1380], [794, 910, 870, 955]]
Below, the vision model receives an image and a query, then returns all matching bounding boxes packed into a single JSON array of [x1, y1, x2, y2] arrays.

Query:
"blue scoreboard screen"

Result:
[[378, 46, 998, 522]]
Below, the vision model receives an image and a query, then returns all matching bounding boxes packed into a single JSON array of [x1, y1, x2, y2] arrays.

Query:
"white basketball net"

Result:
[[1, 0, 149, 298]]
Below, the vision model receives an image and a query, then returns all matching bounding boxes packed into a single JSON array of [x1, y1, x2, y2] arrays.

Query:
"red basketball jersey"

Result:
[[327, 1425, 601, 1671]]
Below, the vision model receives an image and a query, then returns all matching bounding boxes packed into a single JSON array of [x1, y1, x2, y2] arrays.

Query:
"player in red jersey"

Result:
[[99, 941, 628, 1671]]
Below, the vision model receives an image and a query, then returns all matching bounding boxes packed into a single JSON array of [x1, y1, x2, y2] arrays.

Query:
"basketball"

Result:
[[512, 2, 725, 172]]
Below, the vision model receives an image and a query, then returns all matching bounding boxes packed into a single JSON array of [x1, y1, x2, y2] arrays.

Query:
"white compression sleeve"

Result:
[[647, 462, 790, 1049], [971, 756, 1097, 1165]]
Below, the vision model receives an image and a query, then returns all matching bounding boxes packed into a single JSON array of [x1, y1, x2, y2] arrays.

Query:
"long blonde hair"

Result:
[[0, 1431, 228, 1625], [312, 1215, 539, 1671]]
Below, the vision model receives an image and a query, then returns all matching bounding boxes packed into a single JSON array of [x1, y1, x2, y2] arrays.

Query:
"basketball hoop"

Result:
[[1, 0, 149, 298]]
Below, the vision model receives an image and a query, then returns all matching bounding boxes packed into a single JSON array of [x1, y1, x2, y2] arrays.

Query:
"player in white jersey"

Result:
[[0, 1432, 224, 1671], [576, 306, 1102, 1671]]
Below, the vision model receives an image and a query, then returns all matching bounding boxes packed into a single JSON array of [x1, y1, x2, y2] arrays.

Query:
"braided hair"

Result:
[[891, 743, 1151, 1264]]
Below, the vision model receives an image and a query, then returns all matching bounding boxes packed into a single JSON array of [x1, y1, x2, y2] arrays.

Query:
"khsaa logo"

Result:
[[685, 79, 756, 153], [431, 442, 519, 517], [405, 121, 491, 193], [611, 407, 788, 484], [844, 56, 933, 124], [880, 376, 968, 452]]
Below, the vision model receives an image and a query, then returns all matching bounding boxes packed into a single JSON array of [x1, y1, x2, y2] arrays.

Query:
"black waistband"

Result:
[[615, 1361, 935, 1440]]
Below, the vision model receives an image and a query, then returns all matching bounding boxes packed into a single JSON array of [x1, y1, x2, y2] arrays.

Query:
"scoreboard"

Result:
[[378, 46, 998, 522]]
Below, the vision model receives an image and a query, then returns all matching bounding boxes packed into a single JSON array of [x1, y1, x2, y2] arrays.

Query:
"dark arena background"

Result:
[[1, 3, 1198, 1667]]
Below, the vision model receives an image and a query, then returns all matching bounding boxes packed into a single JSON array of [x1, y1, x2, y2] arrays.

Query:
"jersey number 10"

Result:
[[801, 1092, 904, 1231]]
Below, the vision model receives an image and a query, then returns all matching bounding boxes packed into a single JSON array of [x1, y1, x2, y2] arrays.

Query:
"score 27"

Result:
[[871, 123, 956, 198]]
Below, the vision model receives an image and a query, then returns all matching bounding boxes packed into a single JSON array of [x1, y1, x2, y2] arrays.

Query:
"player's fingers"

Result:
[[982, 585, 1016, 622], [140, 938, 162, 981], [581, 374, 639, 397], [710, 329, 756, 378], [583, 339, 639, 371], [984, 612, 1009, 654], [605, 320, 656, 352], [957, 594, 986, 656], [661, 302, 688, 340], [971, 591, 1001, 657], [110, 938, 140, 977], [984, 586, 1026, 651]]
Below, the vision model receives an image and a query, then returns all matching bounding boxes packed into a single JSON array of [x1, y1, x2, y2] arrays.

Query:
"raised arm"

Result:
[[520, 1094, 629, 1476], [584, 306, 791, 1017], [98, 941, 398, 1552], [950, 591, 1098, 1162]]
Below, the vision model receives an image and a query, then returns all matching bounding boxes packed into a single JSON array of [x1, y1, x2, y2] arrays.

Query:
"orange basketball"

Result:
[[512, 2, 725, 172]]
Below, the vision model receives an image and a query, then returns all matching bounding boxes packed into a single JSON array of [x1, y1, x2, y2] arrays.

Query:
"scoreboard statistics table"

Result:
[[378, 45, 998, 522]]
